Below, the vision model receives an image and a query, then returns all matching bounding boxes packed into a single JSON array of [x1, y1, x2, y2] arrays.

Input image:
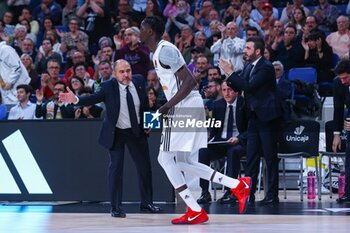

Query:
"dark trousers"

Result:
[[108, 128, 153, 208], [245, 115, 280, 199], [345, 132, 350, 195], [198, 143, 246, 191]]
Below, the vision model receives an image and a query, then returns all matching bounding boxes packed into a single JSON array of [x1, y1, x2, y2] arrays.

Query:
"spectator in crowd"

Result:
[[264, 46, 274, 61], [300, 15, 324, 41], [8, 84, 37, 120], [146, 86, 161, 111], [69, 76, 85, 95], [76, 0, 113, 55], [197, 82, 247, 205], [272, 24, 305, 72], [194, 0, 215, 37], [36, 16, 54, 48], [73, 62, 94, 87], [63, 51, 94, 82], [92, 60, 112, 93], [273, 60, 292, 120], [18, 7, 39, 36], [20, 18, 37, 44], [303, 31, 334, 83], [35, 38, 62, 74], [18, 38, 37, 62], [194, 54, 210, 94], [313, 0, 339, 32], [92, 44, 115, 66], [258, 2, 275, 37], [250, 0, 279, 23], [74, 86, 103, 119], [0, 38, 31, 104], [290, 7, 307, 35], [39, 29, 61, 55], [174, 25, 194, 53], [145, 0, 162, 17], [165, 0, 195, 41], [246, 26, 260, 39], [59, 17, 89, 65], [207, 66, 222, 81], [12, 24, 28, 55], [222, 2, 241, 25], [326, 15, 350, 59], [280, 0, 310, 25], [236, 14, 264, 41], [205, 20, 221, 49], [183, 31, 213, 64], [146, 69, 166, 107], [21, 54, 39, 90], [0, 92, 6, 120], [211, 21, 245, 73], [203, 78, 223, 115], [0, 20, 10, 44], [2, 10, 16, 36], [32, 0, 63, 26], [40, 59, 62, 100], [62, 0, 77, 26], [115, 27, 151, 79], [36, 80, 74, 119], [59, 59, 161, 217]]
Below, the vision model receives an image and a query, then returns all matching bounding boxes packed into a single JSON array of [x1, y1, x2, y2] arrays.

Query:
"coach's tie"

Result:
[[126, 86, 140, 137], [247, 63, 255, 82], [227, 105, 234, 139]]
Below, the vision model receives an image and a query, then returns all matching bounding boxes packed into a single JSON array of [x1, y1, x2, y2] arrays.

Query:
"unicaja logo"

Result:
[[294, 126, 305, 135], [286, 125, 309, 142]]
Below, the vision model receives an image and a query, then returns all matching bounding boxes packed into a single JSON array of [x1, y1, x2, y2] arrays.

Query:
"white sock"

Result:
[[178, 188, 201, 212], [212, 172, 240, 189]]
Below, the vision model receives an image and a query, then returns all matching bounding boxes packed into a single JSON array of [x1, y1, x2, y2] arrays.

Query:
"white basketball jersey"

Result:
[[152, 40, 185, 102]]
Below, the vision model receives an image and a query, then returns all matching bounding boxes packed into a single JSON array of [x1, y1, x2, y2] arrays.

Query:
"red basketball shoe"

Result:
[[231, 177, 251, 214], [171, 208, 208, 225]]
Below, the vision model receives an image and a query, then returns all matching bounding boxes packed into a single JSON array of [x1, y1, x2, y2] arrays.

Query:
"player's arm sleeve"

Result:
[[158, 45, 186, 73]]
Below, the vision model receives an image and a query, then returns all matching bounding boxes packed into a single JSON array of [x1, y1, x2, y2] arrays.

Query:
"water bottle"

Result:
[[307, 171, 316, 199], [338, 171, 346, 198]]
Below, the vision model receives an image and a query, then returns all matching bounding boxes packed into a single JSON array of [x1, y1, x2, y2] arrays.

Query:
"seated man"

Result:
[[35, 80, 74, 119], [197, 81, 247, 204], [8, 84, 37, 120]]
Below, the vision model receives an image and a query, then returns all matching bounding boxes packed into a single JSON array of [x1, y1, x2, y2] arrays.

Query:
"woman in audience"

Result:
[[147, 86, 160, 111], [21, 54, 39, 90], [73, 63, 94, 87], [290, 7, 306, 35], [59, 17, 89, 66], [37, 17, 55, 49], [69, 76, 85, 95], [145, 0, 162, 17], [40, 29, 61, 55], [19, 18, 37, 44], [35, 38, 62, 74]]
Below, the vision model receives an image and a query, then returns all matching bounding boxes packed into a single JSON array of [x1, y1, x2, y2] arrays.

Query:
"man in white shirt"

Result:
[[8, 84, 37, 120]]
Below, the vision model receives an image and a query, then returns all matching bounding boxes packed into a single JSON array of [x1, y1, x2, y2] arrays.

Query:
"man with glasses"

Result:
[[40, 59, 63, 100], [63, 51, 94, 83], [35, 80, 74, 119]]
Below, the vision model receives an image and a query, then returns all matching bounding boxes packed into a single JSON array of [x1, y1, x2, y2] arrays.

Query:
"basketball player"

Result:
[[140, 16, 251, 225]]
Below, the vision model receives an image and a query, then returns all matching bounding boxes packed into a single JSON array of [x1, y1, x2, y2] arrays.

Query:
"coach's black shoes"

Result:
[[111, 207, 126, 218], [140, 203, 162, 213], [197, 190, 212, 204]]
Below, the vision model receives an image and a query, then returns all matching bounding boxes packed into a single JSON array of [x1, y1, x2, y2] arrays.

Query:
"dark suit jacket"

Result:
[[77, 76, 148, 149], [35, 100, 75, 119], [227, 57, 281, 122], [333, 77, 350, 132], [210, 96, 248, 145]]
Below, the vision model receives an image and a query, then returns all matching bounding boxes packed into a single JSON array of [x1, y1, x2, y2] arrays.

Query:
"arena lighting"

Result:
[[0, 130, 52, 194]]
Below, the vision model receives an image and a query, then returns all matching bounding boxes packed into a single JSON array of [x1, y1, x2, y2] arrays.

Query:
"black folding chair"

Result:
[[278, 120, 321, 201]]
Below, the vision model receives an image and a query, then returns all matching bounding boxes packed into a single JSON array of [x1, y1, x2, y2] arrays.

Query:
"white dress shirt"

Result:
[[116, 82, 141, 129], [8, 101, 37, 120]]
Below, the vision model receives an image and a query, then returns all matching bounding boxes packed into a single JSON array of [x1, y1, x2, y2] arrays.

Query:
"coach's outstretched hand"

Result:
[[59, 87, 77, 104]]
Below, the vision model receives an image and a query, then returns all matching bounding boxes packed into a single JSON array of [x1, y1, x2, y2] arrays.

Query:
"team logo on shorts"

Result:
[[143, 110, 161, 129]]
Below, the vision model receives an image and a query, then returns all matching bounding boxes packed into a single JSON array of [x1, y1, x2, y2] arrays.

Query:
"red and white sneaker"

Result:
[[171, 208, 208, 225], [231, 177, 251, 214]]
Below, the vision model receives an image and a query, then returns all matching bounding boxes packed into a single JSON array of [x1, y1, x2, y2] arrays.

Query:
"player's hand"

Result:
[[59, 87, 77, 103], [158, 104, 171, 115]]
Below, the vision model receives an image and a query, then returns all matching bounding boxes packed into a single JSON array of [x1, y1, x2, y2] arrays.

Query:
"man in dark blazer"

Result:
[[219, 37, 282, 205], [59, 59, 161, 217], [197, 81, 248, 204], [332, 59, 350, 203]]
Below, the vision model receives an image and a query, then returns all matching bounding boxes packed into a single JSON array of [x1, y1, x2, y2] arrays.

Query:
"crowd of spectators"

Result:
[[1, 0, 350, 121]]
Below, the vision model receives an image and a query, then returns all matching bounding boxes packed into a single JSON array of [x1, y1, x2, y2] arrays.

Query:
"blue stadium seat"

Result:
[[288, 67, 317, 84]]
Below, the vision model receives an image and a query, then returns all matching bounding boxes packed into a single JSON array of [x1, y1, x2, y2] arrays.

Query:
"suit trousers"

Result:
[[345, 132, 350, 195], [245, 113, 281, 199], [198, 143, 246, 191], [108, 128, 153, 208]]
